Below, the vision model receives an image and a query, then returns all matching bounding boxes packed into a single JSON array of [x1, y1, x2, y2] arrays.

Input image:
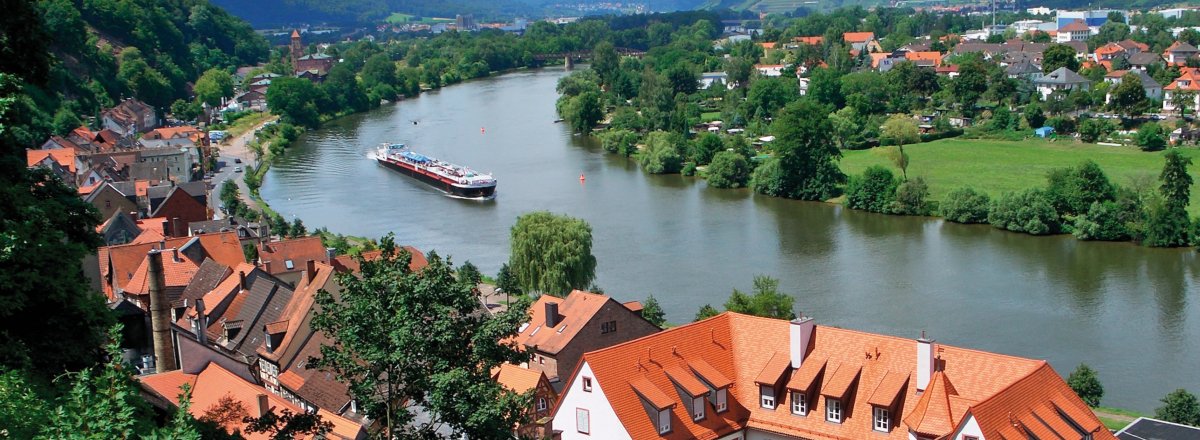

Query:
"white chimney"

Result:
[[917, 332, 936, 392], [789, 315, 815, 369]]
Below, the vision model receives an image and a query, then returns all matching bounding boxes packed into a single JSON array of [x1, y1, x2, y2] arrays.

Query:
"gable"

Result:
[[553, 361, 633, 440]]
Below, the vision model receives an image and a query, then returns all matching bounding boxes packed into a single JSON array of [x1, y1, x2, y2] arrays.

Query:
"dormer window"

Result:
[[826, 398, 842, 423], [657, 409, 671, 434], [716, 388, 728, 412], [760, 385, 776, 409], [537, 397, 547, 412], [873, 406, 890, 431], [791, 391, 807, 415], [692, 396, 705, 421]]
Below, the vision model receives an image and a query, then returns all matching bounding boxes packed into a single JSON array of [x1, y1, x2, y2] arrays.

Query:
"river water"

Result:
[[262, 67, 1199, 412]]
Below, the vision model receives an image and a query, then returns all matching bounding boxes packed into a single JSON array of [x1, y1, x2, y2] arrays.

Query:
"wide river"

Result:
[[263, 67, 1198, 412]]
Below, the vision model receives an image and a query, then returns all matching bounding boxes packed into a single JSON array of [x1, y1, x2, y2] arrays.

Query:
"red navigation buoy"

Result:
[[480, 126, 486, 134], [579, 173, 586, 182]]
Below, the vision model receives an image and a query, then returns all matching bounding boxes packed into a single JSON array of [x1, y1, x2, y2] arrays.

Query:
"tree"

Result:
[[892, 177, 932, 215], [170, 99, 201, 121], [321, 64, 370, 114], [988, 189, 1061, 235], [457, 261, 482, 286], [1171, 91, 1195, 118], [941, 187, 991, 223], [1024, 104, 1046, 129], [1042, 44, 1081, 73], [494, 263, 523, 296], [706, 150, 751, 189], [745, 77, 800, 120], [637, 131, 684, 174], [1078, 118, 1113, 143], [723, 276, 795, 320], [591, 41, 620, 89], [561, 91, 603, 134], [289, 218, 307, 237], [807, 67, 844, 108], [243, 407, 332, 440], [751, 99, 845, 200], [266, 77, 322, 128], [194, 68, 234, 107], [1136, 122, 1167, 151], [51, 107, 81, 135], [951, 60, 989, 114], [1067, 364, 1104, 407], [1160, 150, 1193, 210], [310, 237, 531, 438], [1044, 161, 1116, 216], [846, 166, 899, 213], [1156, 389, 1200, 427], [881, 114, 918, 180], [690, 132, 724, 165], [508, 212, 597, 297], [1145, 151, 1194, 247], [828, 106, 861, 149], [1109, 73, 1148, 116], [694, 304, 720, 322], [360, 53, 398, 90], [640, 295, 667, 327]]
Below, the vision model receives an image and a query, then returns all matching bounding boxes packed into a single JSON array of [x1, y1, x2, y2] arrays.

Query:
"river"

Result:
[[261, 67, 1199, 412]]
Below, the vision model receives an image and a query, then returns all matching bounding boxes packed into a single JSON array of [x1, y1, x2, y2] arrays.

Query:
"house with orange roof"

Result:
[[754, 64, 784, 77], [103, 98, 159, 136], [791, 36, 823, 46], [98, 231, 244, 303], [27, 146, 81, 176], [1164, 68, 1200, 114], [843, 32, 881, 53], [493, 363, 558, 437], [145, 125, 207, 146], [550, 312, 1114, 440], [331, 246, 429, 274], [514, 290, 660, 388], [1056, 19, 1091, 43], [905, 51, 943, 67], [139, 361, 366, 439], [1164, 41, 1199, 65]]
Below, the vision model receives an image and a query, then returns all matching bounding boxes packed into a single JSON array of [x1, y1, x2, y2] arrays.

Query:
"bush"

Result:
[[988, 189, 1061, 235], [706, 150, 751, 188], [845, 166, 899, 213], [941, 187, 991, 223], [1136, 122, 1167, 151], [1073, 201, 1134, 241], [599, 129, 639, 156], [637, 131, 684, 174], [1044, 160, 1116, 217], [919, 128, 963, 143], [750, 157, 785, 196], [891, 177, 933, 215], [1067, 364, 1104, 407]]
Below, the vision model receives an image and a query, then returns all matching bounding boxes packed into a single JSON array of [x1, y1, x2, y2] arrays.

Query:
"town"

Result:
[[3, 0, 1200, 439]]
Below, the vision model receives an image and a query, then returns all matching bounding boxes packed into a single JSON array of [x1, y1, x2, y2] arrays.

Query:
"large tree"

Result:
[[751, 99, 845, 200], [1143, 151, 1193, 247], [1067, 364, 1104, 407], [310, 237, 531, 438], [1108, 73, 1148, 116], [1042, 44, 1081, 73], [881, 114, 919, 180], [723, 276, 795, 320], [508, 211, 597, 296], [951, 59, 989, 114], [194, 68, 235, 107], [266, 76, 323, 128], [1156, 389, 1200, 427]]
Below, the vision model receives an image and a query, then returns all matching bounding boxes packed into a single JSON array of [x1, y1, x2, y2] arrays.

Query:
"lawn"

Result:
[[701, 111, 721, 122], [1093, 406, 1144, 431], [840, 138, 1200, 216], [223, 112, 274, 138]]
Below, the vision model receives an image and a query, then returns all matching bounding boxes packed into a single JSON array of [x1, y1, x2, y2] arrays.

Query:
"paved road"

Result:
[[207, 117, 275, 218]]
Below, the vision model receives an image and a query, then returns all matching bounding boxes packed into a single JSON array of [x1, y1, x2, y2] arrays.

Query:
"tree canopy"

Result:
[[508, 211, 598, 297], [751, 99, 845, 201]]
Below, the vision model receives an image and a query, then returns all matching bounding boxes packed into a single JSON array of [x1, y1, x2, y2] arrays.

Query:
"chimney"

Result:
[[256, 393, 270, 417], [147, 250, 178, 373], [917, 332, 936, 392], [325, 247, 336, 263], [161, 219, 169, 237], [171, 248, 181, 263], [171, 217, 181, 237], [238, 270, 247, 291], [304, 259, 316, 285], [263, 260, 272, 273], [789, 315, 815, 369], [195, 298, 208, 345], [545, 302, 559, 328]]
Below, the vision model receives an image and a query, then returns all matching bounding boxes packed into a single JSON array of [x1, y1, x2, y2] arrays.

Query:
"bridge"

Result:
[[532, 47, 646, 67]]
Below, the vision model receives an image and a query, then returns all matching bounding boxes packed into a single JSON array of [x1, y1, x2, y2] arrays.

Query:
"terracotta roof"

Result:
[[793, 36, 823, 45], [1117, 39, 1149, 52], [144, 362, 364, 440], [291, 29, 300, 38], [1165, 69, 1200, 91], [493, 363, 545, 394], [1166, 41, 1199, 54], [753, 352, 790, 386], [689, 358, 732, 389], [1096, 42, 1127, 56], [138, 370, 198, 406], [516, 290, 638, 355], [622, 301, 643, 313], [258, 261, 336, 365], [330, 246, 427, 274], [1059, 19, 1089, 32], [843, 32, 874, 43], [563, 312, 1112, 440], [904, 51, 943, 66], [785, 354, 825, 392], [259, 237, 328, 274], [101, 233, 240, 298], [122, 249, 201, 298], [665, 365, 709, 397], [27, 147, 77, 172], [759, 42, 776, 49]]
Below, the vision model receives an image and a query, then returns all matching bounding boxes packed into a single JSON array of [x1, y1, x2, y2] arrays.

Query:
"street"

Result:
[[207, 117, 275, 218]]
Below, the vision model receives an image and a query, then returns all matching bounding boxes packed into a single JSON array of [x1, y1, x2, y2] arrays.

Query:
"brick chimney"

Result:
[[789, 315, 815, 369], [171, 217, 181, 237], [194, 298, 208, 345], [917, 331, 937, 392], [256, 394, 270, 417], [147, 250, 178, 373], [238, 270, 247, 291], [262, 260, 272, 273], [304, 259, 316, 285], [545, 302, 559, 328]]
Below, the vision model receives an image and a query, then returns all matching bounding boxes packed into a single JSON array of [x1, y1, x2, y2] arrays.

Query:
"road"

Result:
[[207, 116, 275, 219]]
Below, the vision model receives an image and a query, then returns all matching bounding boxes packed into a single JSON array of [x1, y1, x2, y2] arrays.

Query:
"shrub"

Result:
[[891, 177, 933, 215], [750, 157, 784, 196], [1044, 160, 1116, 216], [599, 129, 639, 156], [1073, 201, 1134, 241], [636, 131, 684, 174], [1136, 122, 1167, 151], [706, 150, 751, 188], [941, 187, 991, 223], [845, 166, 899, 213], [988, 189, 1061, 235], [1067, 364, 1104, 407]]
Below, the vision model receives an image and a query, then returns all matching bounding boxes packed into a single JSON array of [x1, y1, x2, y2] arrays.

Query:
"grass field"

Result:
[[701, 111, 721, 122], [1093, 406, 1144, 431], [840, 138, 1200, 216]]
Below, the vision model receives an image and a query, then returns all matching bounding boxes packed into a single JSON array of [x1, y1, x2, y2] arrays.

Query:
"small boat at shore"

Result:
[[375, 143, 496, 199]]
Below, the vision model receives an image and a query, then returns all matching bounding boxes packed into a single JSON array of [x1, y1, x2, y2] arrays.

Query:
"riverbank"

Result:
[[841, 139, 1200, 216]]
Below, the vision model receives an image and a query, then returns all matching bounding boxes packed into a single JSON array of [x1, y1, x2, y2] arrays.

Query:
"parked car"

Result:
[[234, 158, 242, 163], [234, 166, 243, 173]]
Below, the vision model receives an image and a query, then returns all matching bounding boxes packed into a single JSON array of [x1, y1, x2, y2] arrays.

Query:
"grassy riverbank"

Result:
[[1093, 406, 1145, 431], [841, 139, 1200, 216]]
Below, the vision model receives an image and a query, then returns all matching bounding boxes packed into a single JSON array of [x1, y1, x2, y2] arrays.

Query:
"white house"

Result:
[[1035, 67, 1092, 100]]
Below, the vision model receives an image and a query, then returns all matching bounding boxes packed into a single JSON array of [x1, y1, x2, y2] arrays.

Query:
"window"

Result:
[[760, 385, 776, 409], [538, 356, 544, 365], [963, 436, 978, 440], [716, 388, 728, 412], [583, 377, 593, 392], [600, 320, 617, 334], [537, 397, 548, 412], [791, 391, 807, 415], [576, 408, 590, 434], [873, 406, 889, 431], [826, 398, 842, 423], [658, 409, 671, 434], [692, 396, 705, 421]]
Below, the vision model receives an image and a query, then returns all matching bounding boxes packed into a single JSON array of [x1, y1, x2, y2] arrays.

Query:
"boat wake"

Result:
[[444, 192, 496, 201]]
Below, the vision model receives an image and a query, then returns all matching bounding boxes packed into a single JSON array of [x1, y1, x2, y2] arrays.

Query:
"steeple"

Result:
[[289, 29, 302, 74]]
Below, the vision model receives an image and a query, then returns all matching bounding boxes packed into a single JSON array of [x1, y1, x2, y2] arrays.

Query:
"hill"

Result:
[[3, 0, 268, 148]]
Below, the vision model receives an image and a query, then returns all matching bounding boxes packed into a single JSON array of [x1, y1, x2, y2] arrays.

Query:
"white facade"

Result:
[[553, 362, 632, 440], [949, 413, 986, 440]]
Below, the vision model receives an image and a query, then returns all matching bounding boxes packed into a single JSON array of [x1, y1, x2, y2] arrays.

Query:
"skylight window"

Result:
[[285, 259, 294, 270]]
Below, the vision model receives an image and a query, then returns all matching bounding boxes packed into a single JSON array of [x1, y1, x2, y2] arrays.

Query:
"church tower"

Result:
[[289, 29, 302, 74]]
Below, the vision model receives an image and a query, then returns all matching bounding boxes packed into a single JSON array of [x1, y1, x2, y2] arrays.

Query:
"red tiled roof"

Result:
[[330, 246, 427, 274], [122, 249, 201, 295], [759, 42, 776, 49], [753, 351, 790, 385], [1166, 69, 1200, 91], [785, 354, 825, 392], [665, 365, 709, 397], [259, 236, 327, 274], [515, 290, 626, 355], [905, 51, 943, 66], [493, 363, 545, 394], [843, 32, 875, 43], [793, 36, 823, 45], [1059, 19, 1089, 32], [564, 312, 1113, 440], [138, 370, 198, 406], [27, 147, 77, 172]]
